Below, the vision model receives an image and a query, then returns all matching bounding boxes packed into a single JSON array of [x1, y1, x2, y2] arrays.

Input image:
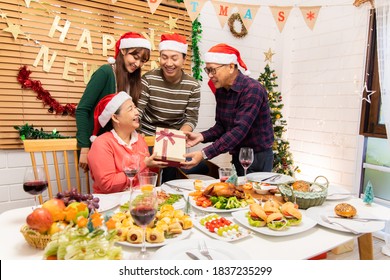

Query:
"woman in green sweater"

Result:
[[76, 32, 151, 172]]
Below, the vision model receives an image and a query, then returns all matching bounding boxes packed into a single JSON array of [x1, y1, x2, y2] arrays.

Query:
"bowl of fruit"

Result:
[[20, 188, 101, 249]]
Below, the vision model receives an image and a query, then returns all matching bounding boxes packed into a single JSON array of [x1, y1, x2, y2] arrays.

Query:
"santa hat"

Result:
[[90, 91, 131, 142], [204, 43, 251, 75], [159, 33, 188, 54], [107, 32, 151, 64]]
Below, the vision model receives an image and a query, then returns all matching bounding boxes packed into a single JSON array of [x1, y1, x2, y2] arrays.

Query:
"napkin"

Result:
[[226, 164, 238, 186]]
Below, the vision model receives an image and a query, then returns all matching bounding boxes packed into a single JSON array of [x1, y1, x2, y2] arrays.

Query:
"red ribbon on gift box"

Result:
[[156, 128, 186, 161]]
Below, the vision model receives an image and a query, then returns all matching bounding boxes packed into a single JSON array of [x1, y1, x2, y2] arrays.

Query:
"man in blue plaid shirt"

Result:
[[182, 44, 274, 176]]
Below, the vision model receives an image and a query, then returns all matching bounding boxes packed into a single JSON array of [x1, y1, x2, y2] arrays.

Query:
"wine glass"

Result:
[[122, 154, 140, 190], [23, 166, 48, 208], [129, 171, 158, 260], [239, 147, 254, 182]]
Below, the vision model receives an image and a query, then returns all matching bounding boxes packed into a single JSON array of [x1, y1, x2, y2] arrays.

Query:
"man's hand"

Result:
[[183, 131, 203, 148], [180, 150, 203, 169]]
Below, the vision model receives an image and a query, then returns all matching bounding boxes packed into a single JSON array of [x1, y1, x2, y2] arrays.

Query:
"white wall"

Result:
[[0, 0, 371, 213]]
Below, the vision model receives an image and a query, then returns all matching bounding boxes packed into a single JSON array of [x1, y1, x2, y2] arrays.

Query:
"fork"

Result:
[[198, 240, 213, 260], [269, 174, 282, 182], [320, 215, 360, 234]]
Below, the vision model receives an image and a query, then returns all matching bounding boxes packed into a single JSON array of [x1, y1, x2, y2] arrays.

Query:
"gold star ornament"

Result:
[[165, 14, 178, 31], [264, 48, 275, 63], [3, 21, 24, 40]]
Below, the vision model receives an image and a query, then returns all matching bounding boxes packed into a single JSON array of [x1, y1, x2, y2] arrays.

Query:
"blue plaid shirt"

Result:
[[202, 71, 274, 159]]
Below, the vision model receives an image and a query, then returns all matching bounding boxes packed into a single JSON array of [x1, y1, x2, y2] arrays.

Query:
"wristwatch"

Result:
[[201, 149, 208, 160]]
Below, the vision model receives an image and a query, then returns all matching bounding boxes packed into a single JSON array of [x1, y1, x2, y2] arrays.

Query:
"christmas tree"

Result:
[[258, 63, 299, 176], [363, 180, 374, 205]]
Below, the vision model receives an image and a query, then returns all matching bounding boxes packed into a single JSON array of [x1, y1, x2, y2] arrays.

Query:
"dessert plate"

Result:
[[305, 202, 385, 234]]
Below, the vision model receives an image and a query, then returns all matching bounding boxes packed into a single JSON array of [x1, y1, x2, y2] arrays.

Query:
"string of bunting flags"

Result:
[[145, 0, 323, 32]]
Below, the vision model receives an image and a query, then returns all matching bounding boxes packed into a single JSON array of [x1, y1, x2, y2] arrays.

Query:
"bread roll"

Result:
[[250, 203, 267, 221], [292, 180, 310, 192], [334, 203, 357, 218]]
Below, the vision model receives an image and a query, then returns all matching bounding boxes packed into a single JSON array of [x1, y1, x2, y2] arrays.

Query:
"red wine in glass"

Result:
[[23, 181, 48, 195], [130, 206, 157, 226], [122, 154, 140, 189], [23, 166, 47, 208], [124, 169, 138, 178], [239, 147, 254, 182]]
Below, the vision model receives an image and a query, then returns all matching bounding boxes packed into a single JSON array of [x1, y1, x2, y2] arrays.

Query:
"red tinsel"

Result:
[[17, 65, 77, 117]]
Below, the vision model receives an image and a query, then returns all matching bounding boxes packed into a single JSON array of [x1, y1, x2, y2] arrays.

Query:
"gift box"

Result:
[[154, 127, 186, 167]]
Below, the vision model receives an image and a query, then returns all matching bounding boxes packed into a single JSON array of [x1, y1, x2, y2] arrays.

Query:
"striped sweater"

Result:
[[138, 68, 200, 135]]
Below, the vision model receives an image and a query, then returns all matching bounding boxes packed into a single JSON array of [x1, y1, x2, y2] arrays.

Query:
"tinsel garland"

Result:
[[177, 0, 203, 81], [17, 66, 77, 116], [228, 13, 248, 39]]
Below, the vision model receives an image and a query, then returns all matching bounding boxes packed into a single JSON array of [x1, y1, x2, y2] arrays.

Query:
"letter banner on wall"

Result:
[[234, 3, 260, 31], [299, 6, 321, 30], [184, 0, 208, 22], [147, 0, 164, 14], [269, 6, 293, 33]]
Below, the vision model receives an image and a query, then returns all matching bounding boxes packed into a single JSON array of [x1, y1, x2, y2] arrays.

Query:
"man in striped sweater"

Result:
[[137, 33, 203, 182]]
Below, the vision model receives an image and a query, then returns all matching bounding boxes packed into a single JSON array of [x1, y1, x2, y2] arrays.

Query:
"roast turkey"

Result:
[[202, 182, 245, 199]]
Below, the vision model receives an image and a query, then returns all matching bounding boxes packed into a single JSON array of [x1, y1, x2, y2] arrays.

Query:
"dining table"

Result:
[[1, 178, 389, 260]]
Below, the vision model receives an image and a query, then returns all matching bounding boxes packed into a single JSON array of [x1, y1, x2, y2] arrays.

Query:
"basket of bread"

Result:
[[278, 176, 329, 209]]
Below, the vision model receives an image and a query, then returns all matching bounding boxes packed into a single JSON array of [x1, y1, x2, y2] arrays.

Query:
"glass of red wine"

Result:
[[122, 154, 140, 190], [239, 147, 254, 182], [129, 172, 158, 260], [23, 166, 48, 208]]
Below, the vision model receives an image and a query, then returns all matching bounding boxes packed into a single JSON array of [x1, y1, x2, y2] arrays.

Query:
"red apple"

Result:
[[26, 208, 53, 234], [42, 198, 65, 221]]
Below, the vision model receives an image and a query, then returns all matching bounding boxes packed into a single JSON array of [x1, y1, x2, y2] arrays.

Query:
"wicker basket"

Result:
[[278, 176, 329, 209], [20, 225, 51, 250]]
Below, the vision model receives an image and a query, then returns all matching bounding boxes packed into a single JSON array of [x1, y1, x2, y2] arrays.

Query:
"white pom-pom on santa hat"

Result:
[[107, 57, 116, 64], [204, 43, 251, 75], [89, 91, 132, 143]]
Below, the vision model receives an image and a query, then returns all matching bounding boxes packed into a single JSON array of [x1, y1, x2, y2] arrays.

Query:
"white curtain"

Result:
[[376, 0, 390, 144]]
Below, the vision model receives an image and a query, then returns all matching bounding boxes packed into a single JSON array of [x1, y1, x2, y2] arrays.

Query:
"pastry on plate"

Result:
[[334, 203, 357, 218]]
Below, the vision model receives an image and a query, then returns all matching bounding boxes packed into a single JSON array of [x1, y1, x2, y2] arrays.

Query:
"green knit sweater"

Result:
[[75, 64, 117, 148]]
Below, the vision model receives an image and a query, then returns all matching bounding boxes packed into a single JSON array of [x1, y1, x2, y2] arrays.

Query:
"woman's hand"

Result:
[[79, 147, 90, 172], [144, 152, 168, 168]]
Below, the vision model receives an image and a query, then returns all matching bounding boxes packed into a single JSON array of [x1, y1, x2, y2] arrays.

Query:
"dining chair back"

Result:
[[23, 138, 90, 204]]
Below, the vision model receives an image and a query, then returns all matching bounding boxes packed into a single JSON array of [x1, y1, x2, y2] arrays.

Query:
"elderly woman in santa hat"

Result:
[[76, 32, 151, 173], [182, 43, 274, 176], [87, 91, 166, 194]]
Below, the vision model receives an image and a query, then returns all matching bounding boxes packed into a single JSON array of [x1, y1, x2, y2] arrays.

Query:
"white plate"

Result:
[[93, 193, 122, 212], [189, 196, 249, 213], [231, 209, 317, 236], [305, 202, 385, 234], [161, 179, 196, 194], [194, 214, 252, 242], [326, 184, 354, 201], [117, 228, 192, 248], [246, 172, 294, 185], [151, 238, 251, 260], [119, 191, 185, 210]]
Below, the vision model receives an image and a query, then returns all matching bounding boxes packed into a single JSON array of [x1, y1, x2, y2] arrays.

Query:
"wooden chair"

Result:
[[23, 139, 90, 204]]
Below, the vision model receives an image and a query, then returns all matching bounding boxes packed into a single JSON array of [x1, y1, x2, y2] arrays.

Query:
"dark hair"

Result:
[[115, 48, 150, 105]]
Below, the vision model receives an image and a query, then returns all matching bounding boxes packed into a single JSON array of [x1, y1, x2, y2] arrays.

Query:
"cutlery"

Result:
[[269, 174, 282, 182], [198, 240, 213, 260], [260, 174, 279, 182], [327, 215, 386, 222], [320, 215, 360, 234], [184, 195, 191, 215], [164, 182, 192, 191], [185, 251, 200, 260]]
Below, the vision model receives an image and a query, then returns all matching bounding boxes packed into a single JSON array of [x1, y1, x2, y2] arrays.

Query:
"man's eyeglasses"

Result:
[[204, 65, 225, 75]]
